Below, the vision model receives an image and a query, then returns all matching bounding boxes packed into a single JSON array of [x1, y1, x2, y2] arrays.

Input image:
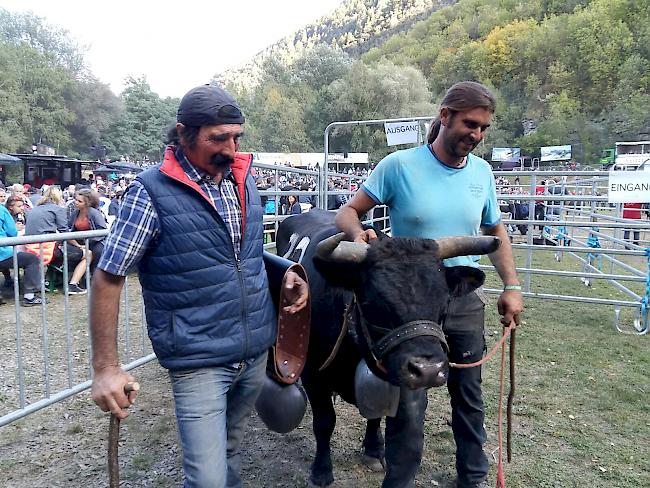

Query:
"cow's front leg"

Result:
[[307, 387, 337, 486], [382, 388, 428, 488], [361, 417, 385, 471]]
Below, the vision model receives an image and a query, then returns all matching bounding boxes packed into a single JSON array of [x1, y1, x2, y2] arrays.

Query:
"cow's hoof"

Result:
[[309, 471, 334, 487], [360, 454, 385, 472]]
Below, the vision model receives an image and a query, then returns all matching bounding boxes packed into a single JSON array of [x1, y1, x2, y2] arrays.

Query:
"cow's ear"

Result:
[[444, 266, 485, 297], [313, 257, 363, 289]]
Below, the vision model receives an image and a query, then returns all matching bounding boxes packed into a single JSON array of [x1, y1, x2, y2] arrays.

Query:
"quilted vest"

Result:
[[136, 147, 276, 370]]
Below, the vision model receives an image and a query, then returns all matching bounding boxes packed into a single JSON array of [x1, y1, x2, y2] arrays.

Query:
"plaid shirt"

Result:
[[98, 147, 243, 276]]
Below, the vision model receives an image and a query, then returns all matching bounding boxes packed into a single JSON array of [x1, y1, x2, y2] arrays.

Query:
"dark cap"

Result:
[[177, 84, 245, 126]]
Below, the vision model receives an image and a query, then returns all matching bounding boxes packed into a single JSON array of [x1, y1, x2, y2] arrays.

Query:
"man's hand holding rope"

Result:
[[498, 289, 523, 328]]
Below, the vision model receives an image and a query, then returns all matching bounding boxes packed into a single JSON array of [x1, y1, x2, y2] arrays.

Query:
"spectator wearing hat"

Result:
[[89, 84, 309, 487]]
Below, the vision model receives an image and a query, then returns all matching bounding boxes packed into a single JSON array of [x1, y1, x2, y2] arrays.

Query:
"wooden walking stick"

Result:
[[108, 382, 140, 488]]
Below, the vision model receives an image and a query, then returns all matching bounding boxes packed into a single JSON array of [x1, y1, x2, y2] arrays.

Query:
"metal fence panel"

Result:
[[1, 166, 648, 426]]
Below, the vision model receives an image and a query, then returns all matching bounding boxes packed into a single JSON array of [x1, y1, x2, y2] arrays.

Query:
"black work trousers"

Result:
[[443, 289, 488, 487], [0, 252, 40, 294], [623, 230, 640, 247], [534, 203, 545, 230]]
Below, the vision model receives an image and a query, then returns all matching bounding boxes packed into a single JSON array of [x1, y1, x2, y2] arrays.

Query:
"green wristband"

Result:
[[504, 285, 522, 291]]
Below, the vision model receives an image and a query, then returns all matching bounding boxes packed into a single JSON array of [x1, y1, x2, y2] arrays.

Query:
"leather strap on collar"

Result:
[[318, 297, 449, 373], [319, 300, 354, 372], [372, 320, 448, 358]]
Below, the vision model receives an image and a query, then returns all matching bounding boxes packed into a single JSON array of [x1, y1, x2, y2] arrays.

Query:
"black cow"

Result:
[[276, 210, 499, 487]]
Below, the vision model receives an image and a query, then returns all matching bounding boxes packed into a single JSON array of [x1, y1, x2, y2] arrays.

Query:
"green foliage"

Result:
[[0, 8, 176, 161], [323, 61, 435, 160], [3, 0, 650, 166], [103, 77, 178, 161], [0, 8, 120, 157], [361, 0, 650, 163], [0, 42, 30, 152], [243, 83, 312, 152], [292, 44, 352, 90], [65, 77, 122, 158], [0, 40, 75, 153], [233, 47, 435, 160], [0, 8, 84, 74]]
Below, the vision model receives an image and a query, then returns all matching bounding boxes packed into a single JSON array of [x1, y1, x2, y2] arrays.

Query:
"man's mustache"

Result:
[[210, 152, 234, 167]]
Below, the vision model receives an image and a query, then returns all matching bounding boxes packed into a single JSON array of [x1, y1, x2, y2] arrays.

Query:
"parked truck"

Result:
[[599, 148, 615, 168], [603, 141, 650, 171]]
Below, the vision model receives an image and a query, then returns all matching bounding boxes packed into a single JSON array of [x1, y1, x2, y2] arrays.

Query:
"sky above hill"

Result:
[[0, 0, 344, 97]]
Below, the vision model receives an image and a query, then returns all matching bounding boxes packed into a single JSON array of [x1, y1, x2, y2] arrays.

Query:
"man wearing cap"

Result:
[[90, 85, 309, 487]]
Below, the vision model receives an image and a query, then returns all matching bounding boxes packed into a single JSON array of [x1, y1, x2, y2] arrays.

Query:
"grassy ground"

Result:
[[473, 238, 650, 487], [0, 246, 648, 487]]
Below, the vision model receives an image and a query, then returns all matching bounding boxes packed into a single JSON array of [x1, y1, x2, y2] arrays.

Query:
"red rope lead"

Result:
[[507, 329, 516, 463], [495, 326, 508, 488], [448, 323, 515, 369]]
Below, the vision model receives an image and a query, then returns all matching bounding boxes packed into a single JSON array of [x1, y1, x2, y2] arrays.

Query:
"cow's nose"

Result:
[[406, 357, 448, 388]]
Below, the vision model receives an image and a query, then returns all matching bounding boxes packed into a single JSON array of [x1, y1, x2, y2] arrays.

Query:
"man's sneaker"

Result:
[[67, 283, 87, 295], [23, 295, 48, 307]]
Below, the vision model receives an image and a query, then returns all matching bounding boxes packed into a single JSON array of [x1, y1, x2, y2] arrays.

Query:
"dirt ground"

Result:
[[0, 277, 462, 488], [0, 359, 465, 488]]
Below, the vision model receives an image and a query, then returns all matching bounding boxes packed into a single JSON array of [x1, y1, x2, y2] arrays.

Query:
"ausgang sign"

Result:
[[608, 171, 650, 203], [384, 121, 421, 146]]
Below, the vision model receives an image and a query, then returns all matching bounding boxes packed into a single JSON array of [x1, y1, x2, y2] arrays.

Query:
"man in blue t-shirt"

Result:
[[336, 81, 523, 488]]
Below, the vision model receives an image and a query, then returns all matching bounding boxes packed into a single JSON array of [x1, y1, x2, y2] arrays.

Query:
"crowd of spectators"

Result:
[[0, 176, 125, 305], [254, 166, 371, 215], [0, 163, 645, 305], [0, 162, 371, 305]]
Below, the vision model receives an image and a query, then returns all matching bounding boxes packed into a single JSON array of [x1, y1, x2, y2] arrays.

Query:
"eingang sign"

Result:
[[608, 171, 650, 203]]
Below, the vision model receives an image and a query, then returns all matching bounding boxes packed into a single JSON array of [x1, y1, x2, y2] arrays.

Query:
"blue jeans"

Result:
[[169, 351, 268, 488]]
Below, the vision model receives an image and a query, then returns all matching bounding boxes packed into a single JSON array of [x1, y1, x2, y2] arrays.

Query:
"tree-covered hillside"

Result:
[[231, 0, 650, 163], [233, 45, 436, 160], [1, 0, 648, 165], [363, 0, 650, 161], [216, 0, 456, 90]]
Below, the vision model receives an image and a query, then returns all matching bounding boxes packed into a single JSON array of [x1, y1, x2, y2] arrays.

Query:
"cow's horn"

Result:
[[436, 236, 501, 260], [316, 232, 369, 263]]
